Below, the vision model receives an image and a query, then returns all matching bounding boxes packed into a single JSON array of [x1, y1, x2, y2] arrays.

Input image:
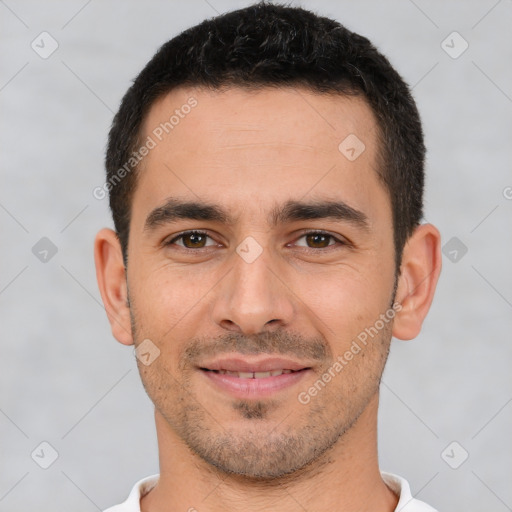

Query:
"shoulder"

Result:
[[103, 474, 159, 512], [381, 472, 438, 512]]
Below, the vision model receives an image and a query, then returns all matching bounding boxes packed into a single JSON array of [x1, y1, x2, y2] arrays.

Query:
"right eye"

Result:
[[166, 230, 218, 249]]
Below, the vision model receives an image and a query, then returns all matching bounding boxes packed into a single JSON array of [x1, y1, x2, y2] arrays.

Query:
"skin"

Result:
[[95, 86, 441, 512]]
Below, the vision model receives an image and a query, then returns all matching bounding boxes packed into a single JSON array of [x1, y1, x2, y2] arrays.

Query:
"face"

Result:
[[125, 86, 397, 478]]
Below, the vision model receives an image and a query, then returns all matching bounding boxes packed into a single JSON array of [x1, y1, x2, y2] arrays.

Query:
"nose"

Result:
[[211, 243, 295, 336]]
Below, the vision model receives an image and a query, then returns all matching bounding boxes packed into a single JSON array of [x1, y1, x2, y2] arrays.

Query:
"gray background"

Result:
[[1, 0, 511, 510]]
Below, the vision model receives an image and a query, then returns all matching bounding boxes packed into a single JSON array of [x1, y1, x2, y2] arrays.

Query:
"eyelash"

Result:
[[165, 230, 349, 252]]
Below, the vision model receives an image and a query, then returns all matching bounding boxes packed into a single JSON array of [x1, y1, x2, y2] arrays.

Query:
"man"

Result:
[[95, 2, 441, 511]]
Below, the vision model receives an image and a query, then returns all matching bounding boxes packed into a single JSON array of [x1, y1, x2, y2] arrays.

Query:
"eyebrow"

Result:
[[144, 197, 370, 232]]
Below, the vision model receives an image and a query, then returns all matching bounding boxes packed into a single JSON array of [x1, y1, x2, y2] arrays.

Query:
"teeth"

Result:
[[213, 369, 296, 378], [254, 371, 271, 378]]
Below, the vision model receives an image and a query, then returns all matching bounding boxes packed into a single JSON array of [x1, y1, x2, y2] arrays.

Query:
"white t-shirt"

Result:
[[103, 472, 438, 511]]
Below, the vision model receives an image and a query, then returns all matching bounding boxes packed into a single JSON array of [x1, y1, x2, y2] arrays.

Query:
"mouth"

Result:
[[198, 356, 312, 399], [202, 368, 300, 378]]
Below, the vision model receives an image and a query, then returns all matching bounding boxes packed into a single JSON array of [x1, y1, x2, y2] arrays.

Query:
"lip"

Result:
[[199, 356, 310, 373], [198, 355, 312, 400]]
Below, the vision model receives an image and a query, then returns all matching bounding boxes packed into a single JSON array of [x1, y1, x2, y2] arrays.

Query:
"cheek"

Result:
[[132, 261, 212, 315], [295, 263, 393, 348]]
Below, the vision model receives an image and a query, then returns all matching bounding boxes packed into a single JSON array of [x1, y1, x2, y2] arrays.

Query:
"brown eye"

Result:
[[167, 231, 215, 249], [294, 231, 341, 250], [182, 232, 207, 248], [304, 233, 333, 249]]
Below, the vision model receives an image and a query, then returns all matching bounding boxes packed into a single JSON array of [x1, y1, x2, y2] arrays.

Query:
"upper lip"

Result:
[[199, 356, 311, 373]]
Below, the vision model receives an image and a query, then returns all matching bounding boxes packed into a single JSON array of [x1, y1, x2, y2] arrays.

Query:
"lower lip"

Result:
[[201, 369, 311, 399]]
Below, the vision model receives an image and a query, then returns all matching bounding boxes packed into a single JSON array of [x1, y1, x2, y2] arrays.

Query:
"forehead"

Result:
[[133, 86, 388, 229], [142, 85, 378, 156]]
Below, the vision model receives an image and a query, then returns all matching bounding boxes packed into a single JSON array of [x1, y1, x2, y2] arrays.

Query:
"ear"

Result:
[[94, 228, 133, 346], [392, 223, 442, 340]]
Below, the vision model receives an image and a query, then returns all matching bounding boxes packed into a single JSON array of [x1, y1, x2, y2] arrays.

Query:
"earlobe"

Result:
[[94, 228, 134, 346], [392, 224, 442, 341]]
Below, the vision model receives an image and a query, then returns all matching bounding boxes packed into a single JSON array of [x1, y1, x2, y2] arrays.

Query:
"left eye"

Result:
[[293, 232, 342, 249]]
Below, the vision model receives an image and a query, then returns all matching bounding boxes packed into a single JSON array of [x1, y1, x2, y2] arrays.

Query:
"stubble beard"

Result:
[[130, 313, 393, 482]]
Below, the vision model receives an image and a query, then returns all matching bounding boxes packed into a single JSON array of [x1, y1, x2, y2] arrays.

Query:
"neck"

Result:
[[141, 393, 397, 512]]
